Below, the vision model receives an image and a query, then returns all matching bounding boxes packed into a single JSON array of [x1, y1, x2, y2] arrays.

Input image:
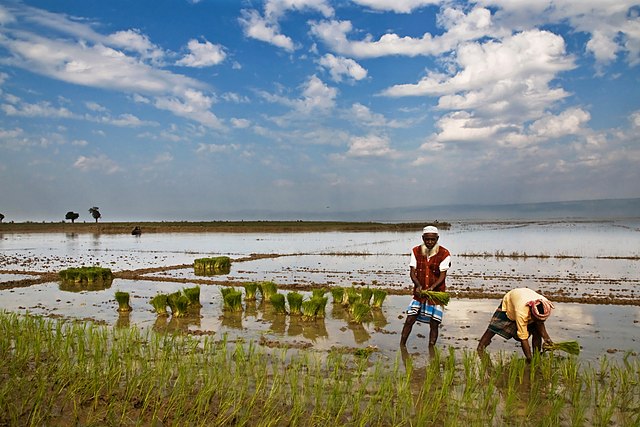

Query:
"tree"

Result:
[[88, 207, 101, 223], [65, 211, 80, 223]]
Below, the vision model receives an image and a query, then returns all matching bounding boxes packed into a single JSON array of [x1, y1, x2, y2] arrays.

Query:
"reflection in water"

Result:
[[244, 300, 258, 318], [348, 322, 371, 344], [168, 315, 201, 333], [302, 318, 328, 340], [59, 279, 112, 292], [331, 304, 347, 321], [372, 309, 388, 328], [221, 312, 243, 330], [153, 316, 170, 333], [287, 316, 303, 337], [65, 233, 78, 239], [116, 312, 131, 329]]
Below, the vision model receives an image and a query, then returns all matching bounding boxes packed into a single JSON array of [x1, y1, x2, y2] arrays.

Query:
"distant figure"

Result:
[[400, 225, 451, 349], [477, 287, 555, 362], [131, 226, 142, 236]]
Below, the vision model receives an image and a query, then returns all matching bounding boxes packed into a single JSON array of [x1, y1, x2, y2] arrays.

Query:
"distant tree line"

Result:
[[65, 207, 102, 223], [0, 208, 102, 224]]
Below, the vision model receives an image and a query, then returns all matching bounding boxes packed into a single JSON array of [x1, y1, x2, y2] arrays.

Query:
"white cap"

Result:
[[422, 225, 439, 235]]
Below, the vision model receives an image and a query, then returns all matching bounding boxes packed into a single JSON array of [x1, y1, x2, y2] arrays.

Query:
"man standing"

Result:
[[477, 287, 554, 361], [400, 225, 451, 348]]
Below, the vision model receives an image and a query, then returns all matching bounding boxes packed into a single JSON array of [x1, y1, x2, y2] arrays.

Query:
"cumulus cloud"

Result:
[[352, 0, 440, 13], [346, 133, 397, 157], [0, 5, 223, 129], [240, 0, 333, 51], [176, 39, 226, 67], [1, 99, 77, 118], [310, 7, 497, 58], [529, 108, 590, 139], [318, 53, 367, 82], [259, 75, 337, 117], [73, 154, 121, 174]]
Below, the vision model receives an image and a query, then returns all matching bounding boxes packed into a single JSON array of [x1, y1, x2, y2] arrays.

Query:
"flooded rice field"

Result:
[[1, 219, 639, 363]]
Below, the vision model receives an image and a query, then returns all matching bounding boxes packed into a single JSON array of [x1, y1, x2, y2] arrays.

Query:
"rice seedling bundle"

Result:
[[183, 286, 201, 307], [350, 303, 371, 323], [270, 293, 287, 314], [194, 256, 231, 275], [244, 282, 258, 301], [330, 287, 344, 303], [258, 281, 278, 301], [418, 290, 451, 306], [59, 266, 113, 284], [360, 287, 373, 305], [223, 290, 243, 312], [371, 289, 387, 308], [167, 291, 184, 316], [312, 288, 327, 299], [302, 297, 328, 320], [166, 293, 189, 317], [114, 291, 132, 312], [150, 294, 168, 316], [346, 288, 361, 308], [287, 292, 303, 315], [543, 340, 581, 356]]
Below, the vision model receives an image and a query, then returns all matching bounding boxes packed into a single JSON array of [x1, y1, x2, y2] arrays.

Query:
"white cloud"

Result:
[[107, 29, 165, 64], [352, 0, 440, 13], [231, 118, 251, 128], [240, 0, 333, 51], [310, 7, 497, 59], [346, 133, 397, 157], [348, 103, 407, 128], [318, 53, 367, 82], [529, 108, 590, 139], [239, 9, 295, 52], [298, 74, 337, 114], [1, 99, 77, 118], [176, 39, 226, 67], [73, 154, 121, 174], [0, 6, 223, 129], [153, 152, 173, 164], [384, 30, 575, 129]]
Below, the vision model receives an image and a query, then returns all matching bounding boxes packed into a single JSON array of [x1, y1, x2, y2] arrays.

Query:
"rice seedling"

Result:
[[301, 297, 328, 320], [2, 311, 639, 427], [114, 291, 133, 312], [223, 290, 243, 312], [350, 303, 371, 323], [59, 266, 113, 284], [150, 294, 169, 316], [170, 294, 189, 317], [417, 290, 451, 306], [543, 340, 581, 356], [258, 281, 278, 302], [270, 293, 287, 314], [360, 287, 373, 305], [344, 287, 361, 310], [371, 289, 387, 308], [193, 256, 231, 275], [182, 286, 201, 308], [243, 282, 258, 301], [312, 288, 326, 299], [330, 287, 344, 303], [287, 291, 303, 315]]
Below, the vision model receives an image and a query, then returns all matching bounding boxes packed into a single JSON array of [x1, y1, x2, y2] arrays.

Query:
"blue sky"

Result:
[[0, 0, 639, 221]]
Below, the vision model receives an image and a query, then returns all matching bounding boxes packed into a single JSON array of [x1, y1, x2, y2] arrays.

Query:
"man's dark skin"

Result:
[[401, 232, 447, 347]]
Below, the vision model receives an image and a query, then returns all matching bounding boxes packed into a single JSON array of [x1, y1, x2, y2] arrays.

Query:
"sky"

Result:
[[0, 0, 639, 222]]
